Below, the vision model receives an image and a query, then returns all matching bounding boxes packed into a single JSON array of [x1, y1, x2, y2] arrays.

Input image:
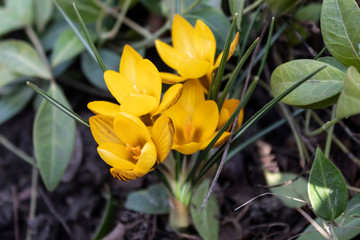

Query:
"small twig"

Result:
[[12, 186, 20, 240], [26, 167, 39, 240], [260, 168, 307, 189], [297, 208, 331, 239]]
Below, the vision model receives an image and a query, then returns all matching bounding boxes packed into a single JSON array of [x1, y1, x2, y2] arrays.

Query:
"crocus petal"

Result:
[[104, 70, 135, 103], [192, 100, 219, 142], [97, 142, 135, 169], [178, 58, 211, 79], [214, 32, 240, 68], [163, 102, 188, 146], [89, 115, 121, 145], [87, 101, 120, 117], [119, 44, 143, 84], [135, 59, 161, 103], [134, 141, 157, 171], [172, 14, 196, 57], [113, 112, 152, 147], [218, 108, 230, 131], [120, 94, 158, 116], [160, 72, 187, 84], [151, 116, 174, 163], [155, 40, 187, 70], [237, 107, 244, 129], [179, 80, 205, 115], [110, 168, 147, 181], [194, 19, 216, 64], [201, 131, 231, 149], [152, 84, 183, 117], [172, 142, 203, 155]]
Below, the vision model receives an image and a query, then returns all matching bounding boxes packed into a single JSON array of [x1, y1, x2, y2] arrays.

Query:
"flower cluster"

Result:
[[88, 14, 244, 181]]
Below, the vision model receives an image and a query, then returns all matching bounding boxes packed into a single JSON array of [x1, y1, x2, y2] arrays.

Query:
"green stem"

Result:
[[306, 116, 340, 137], [324, 105, 337, 158], [243, 0, 264, 14]]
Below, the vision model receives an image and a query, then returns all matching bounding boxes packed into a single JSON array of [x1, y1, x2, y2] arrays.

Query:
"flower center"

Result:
[[126, 144, 142, 160], [184, 118, 195, 142]]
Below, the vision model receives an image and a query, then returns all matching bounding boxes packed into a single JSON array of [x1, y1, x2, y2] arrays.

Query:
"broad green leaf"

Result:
[[0, 40, 52, 80], [40, 21, 69, 51], [321, 0, 360, 70], [308, 148, 348, 221], [298, 194, 360, 240], [125, 184, 169, 214], [265, 171, 308, 208], [0, 84, 34, 124], [318, 57, 347, 73], [0, 9, 25, 36], [190, 179, 219, 240], [51, 29, 86, 67], [33, 83, 76, 191], [57, 0, 101, 23], [336, 66, 360, 119], [81, 49, 120, 90], [229, 0, 245, 29], [6, 0, 33, 24], [35, 0, 54, 32], [270, 59, 345, 108], [0, 63, 22, 87], [139, 0, 171, 16], [184, 6, 232, 51], [267, 0, 303, 16]]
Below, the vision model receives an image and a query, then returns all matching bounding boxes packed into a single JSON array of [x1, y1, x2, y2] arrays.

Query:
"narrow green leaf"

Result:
[[0, 40, 51, 80], [0, 84, 34, 124], [125, 184, 169, 214], [267, 0, 302, 16], [321, 0, 360, 70], [270, 59, 345, 108], [308, 148, 348, 221], [229, 0, 245, 29], [34, 0, 54, 32], [51, 29, 86, 67], [33, 83, 76, 191], [336, 66, 360, 119], [318, 56, 347, 73], [298, 194, 360, 240], [56, 0, 101, 23], [265, 171, 308, 208], [190, 179, 219, 240]]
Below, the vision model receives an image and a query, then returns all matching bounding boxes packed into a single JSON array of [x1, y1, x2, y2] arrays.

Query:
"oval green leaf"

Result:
[[33, 83, 76, 191], [270, 59, 345, 108], [34, 0, 54, 32], [321, 0, 360, 70], [265, 171, 308, 208], [318, 56, 347, 73], [51, 29, 86, 67], [336, 66, 360, 119], [308, 148, 348, 221], [0, 63, 22, 87], [0, 40, 51, 80], [190, 179, 219, 240]]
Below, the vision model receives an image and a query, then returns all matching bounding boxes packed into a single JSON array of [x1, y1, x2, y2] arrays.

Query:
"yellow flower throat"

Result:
[[126, 144, 142, 160]]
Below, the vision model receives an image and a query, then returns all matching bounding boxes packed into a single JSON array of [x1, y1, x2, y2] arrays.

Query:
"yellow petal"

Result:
[[134, 141, 157, 171], [97, 142, 134, 169], [214, 32, 240, 68], [87, 101, 120, 117], [120, 44, 143, 84], [237, 107, 244, 129], [178, 58, 211, 79], [104, 70, 135, 103], [194, 19, 216, 64], [113, 112, 152, 147], [120, 94, 158, 116], [201, 131, 231, 149], [217, 108, 230, 131], [110, 167, 147, 181], [136, 59, 161, 103], [89, 115, 121, 145], [192, 100, 219, 142], [152, 84, 183, 116], [172, 142, 203, 155], [172, 14, 196, 57], [179, 80, 205, 115], [160, 72, 187, 84], [155, 40, 186, 70], [162, 102, 188, 146], [151, 116, 174, 163]]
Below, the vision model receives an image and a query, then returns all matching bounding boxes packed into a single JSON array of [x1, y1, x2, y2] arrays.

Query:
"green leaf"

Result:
[[270, 59, 345, 109], [318, 56, 348, 73], [81, 49, 120, 90], [33, 83, 76, 191], [265, 171, 308, 208], [308, 148, 348, 221], [125, 184, 169, 214], [336, 66, 360, 119], [190, 179, 219, 240], [0, 63, 22, 87], [321, 0, 360, 70], [139, 0, 171, 16], [6, 0, 33, 24], [34, 0, 54, 32], [298, 194, 360, 240], [41, 21, 69, 51], [56, 0, 101, 23], [229, 0, 245, 29], [0, 84, 34, 124], [267, 0, 302, 16], [51, 29, 86, 67], [0, 40, 52, 80]]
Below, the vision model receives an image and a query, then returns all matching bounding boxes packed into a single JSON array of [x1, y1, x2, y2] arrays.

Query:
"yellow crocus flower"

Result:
[[163, 80, 230, 155], [88, 44, 182, 121], [155, 14, 240, 91], [89, 113, 174, 181], [217, 99, 244, 131]]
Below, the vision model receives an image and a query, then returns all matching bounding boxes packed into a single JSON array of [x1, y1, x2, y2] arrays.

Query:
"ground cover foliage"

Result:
[[1, 0, 360, 239]]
